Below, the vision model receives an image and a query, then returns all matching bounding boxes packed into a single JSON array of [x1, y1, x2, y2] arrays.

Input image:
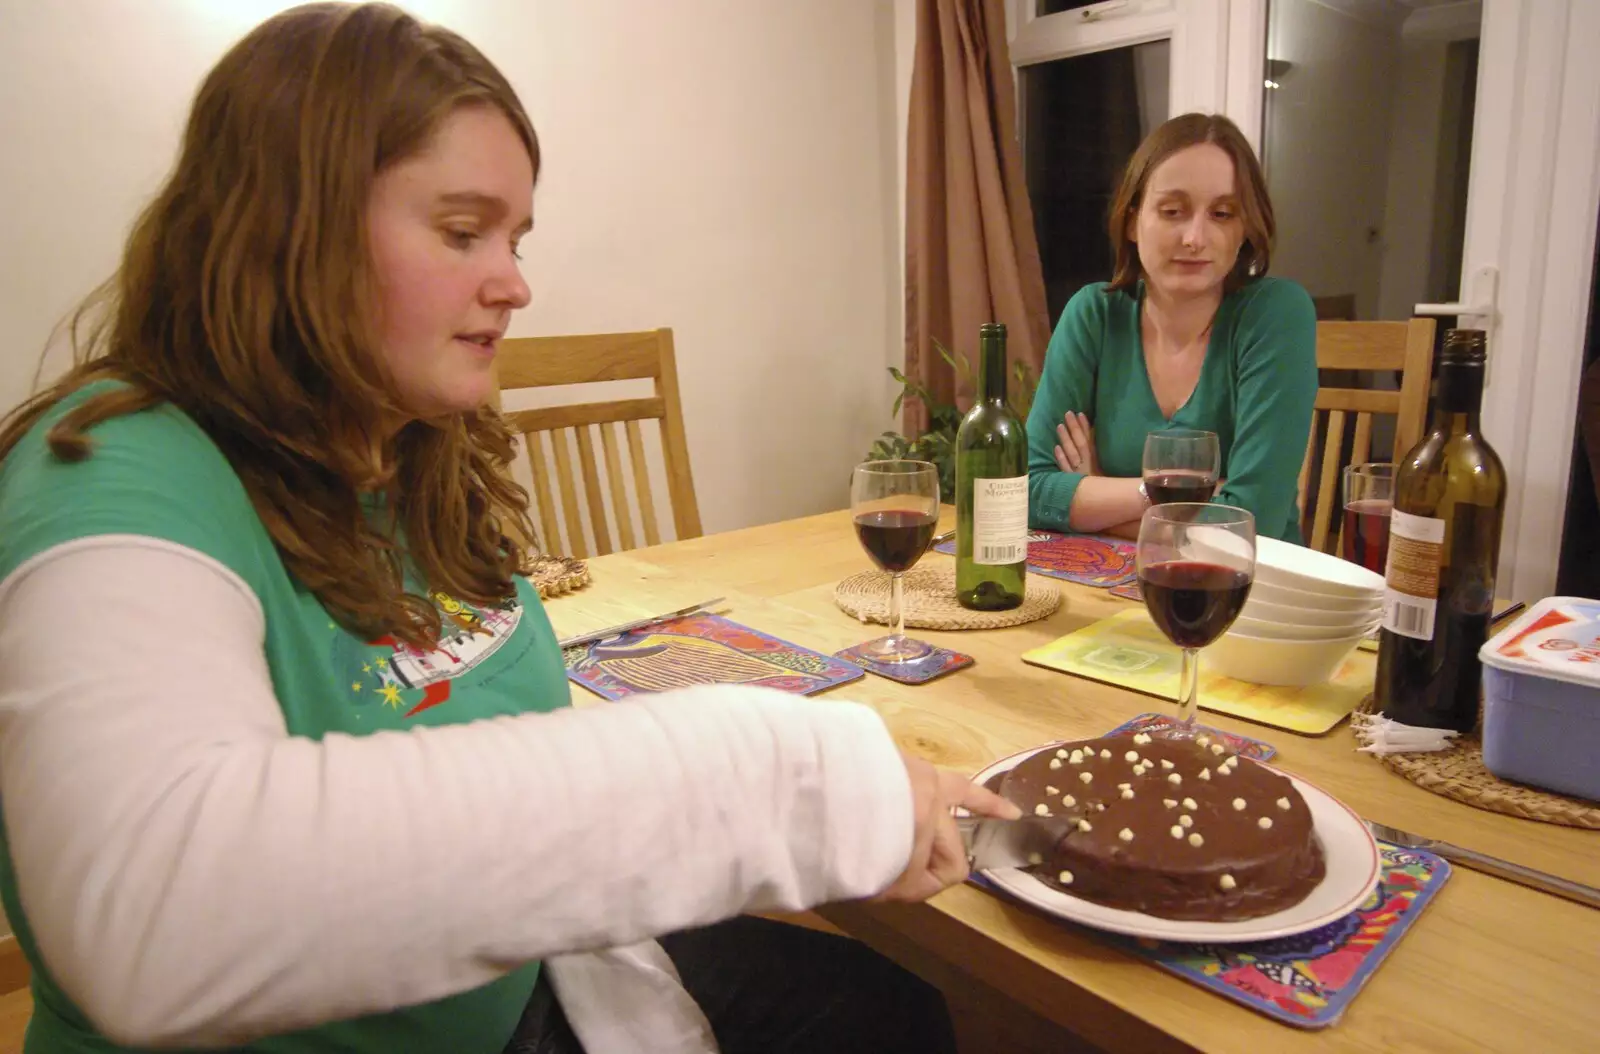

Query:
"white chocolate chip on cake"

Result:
[[1133, 733, 1152, 745], [1197, 768, 1211, 781], [1163, 798, 1178, 808], [1046, 785, 1059, 795], [1124, 750, 1139, 762], [1099, 749, 1112, 760], [1061, 794, 1076, 808], [1160, 759, 1175, 770], [1219, 874, 1237, 891], [1076, 819, 1092, 832], [1034, 804, 1052, 817], [1094, 803, 1106, 811], [1167, 773, 1182, 785], [1196, 735, 1211, 747], [1079, 771, 1094, 784], [1178, 814, 1193, 828], [1188, 833, 1204, 847], [1120, 789, 1135, 800], [1118, 828, 1134, 842], [1056, 748, 1069, 759], [1049, 758, 1062, 770], [1058, 870, 1074, 885], [1027, 852, 1043, 866], [1069, 750, 1084, 764], [1182, 797, 1197, 810], [1232, 798, 1247, 811], [1258, 817, 1273, 829], [1170, 825, 1184, 838], [1277, 797, 1292, 810], [1117, 782, 1131, 790], [1210, 743, 1226, 755]]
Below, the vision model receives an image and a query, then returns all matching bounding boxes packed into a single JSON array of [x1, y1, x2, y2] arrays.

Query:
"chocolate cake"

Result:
[[999, 733, 1325, 921]]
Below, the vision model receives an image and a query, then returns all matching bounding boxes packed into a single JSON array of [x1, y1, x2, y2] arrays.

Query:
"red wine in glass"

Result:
[[1139, 560, 1252, 648], [1143, 470, 1218, 507], [853, 509, 938, 573], [1342, 498, 1392, 573]]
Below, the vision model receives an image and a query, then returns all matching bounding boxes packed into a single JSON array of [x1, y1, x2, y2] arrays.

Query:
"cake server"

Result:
[[954, 812, 1075, 871], [1366, 820, 1600, 909]]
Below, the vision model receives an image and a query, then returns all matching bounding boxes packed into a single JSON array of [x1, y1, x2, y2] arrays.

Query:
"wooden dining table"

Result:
[[546, 508, 1600, 1053]]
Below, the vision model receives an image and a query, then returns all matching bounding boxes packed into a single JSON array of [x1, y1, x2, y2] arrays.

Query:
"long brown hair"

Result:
[[0, 2, 541, 649], [1106, 112, 1274, 295]]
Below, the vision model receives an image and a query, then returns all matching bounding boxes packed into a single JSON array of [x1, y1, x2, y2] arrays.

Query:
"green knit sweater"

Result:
[[1025, 277, 1318, 543]]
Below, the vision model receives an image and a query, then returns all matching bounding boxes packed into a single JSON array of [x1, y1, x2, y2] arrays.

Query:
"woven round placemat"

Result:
[[1356, 696, 1600, 829], [833, 565, 1060, 630], [527, 555, 591, 599]]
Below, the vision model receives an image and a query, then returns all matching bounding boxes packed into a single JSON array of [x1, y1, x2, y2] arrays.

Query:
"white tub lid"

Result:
[[1479, 597, 1600, 689]]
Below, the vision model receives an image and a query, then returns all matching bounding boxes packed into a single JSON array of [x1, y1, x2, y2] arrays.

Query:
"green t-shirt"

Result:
[[1025, 277, 1318, 543], [0, 384, 572, 1053]]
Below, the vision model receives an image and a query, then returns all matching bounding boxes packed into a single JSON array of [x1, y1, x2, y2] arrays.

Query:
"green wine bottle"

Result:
[[956, 323, 1027, 610], [1375, 328, 1507, 732]]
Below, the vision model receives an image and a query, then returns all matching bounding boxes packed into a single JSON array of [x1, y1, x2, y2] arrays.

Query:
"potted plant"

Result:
[[865, 338, 1038, 499]]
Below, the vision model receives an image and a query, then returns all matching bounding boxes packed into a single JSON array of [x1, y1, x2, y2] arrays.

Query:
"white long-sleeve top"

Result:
[[0, 536, 914, 1051]]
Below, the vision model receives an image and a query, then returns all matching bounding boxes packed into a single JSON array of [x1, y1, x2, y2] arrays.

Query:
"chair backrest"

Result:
[[1298, 318, 1437, 553], [493, 328, 701, 558]]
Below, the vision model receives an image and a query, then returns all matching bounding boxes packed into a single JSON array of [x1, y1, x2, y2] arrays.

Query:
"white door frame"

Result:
[[1452, 0, 1600, 600]]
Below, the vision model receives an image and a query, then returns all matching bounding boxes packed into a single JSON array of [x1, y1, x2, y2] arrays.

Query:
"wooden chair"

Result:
[[493, 328, 702, 558], [1299, 318, 1437, 553]]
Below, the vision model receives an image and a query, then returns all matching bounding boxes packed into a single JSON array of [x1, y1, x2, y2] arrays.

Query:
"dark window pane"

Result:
[[1022, 40, 1170, 322]]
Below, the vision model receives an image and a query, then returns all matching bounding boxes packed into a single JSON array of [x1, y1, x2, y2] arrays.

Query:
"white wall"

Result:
[[0, 0, 906, 537], [1264, 0, 1401, 319]]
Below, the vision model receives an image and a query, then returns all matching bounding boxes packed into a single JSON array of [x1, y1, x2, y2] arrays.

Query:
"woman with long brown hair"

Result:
[[1026, 113, 1317, 542], [0, 5, 1014, 1052]]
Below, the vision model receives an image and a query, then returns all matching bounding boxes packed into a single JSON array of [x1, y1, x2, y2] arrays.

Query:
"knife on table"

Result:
[[1366, 820, 1600, 910], [556, 598, 726, 650]]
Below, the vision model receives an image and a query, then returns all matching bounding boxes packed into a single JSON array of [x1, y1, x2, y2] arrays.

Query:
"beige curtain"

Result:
[[904, 0, 1049, 436]]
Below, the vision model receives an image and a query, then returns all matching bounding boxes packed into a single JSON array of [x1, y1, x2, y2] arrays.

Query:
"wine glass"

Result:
[[1142, 429, 1221, 506], [1136, 504, 1256, 732], [1342, 462, 1394, 573], [851, 459, 940, 662]]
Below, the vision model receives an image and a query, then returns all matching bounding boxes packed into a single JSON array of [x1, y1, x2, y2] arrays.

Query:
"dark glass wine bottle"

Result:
[[1375, 328, 1507, 732], [956, 323, 1027, 610]]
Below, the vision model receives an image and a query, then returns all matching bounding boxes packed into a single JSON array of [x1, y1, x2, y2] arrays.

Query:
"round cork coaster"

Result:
[[526, 554, 591, 600], [832, 565, 1060, 631], [1357, 696, 1600, 829]]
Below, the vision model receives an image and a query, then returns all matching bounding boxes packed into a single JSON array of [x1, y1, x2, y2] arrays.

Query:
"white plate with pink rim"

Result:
[[970, 743, 1381, 944]]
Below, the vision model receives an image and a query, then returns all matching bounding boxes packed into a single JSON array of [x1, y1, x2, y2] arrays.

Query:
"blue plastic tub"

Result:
[[1479, 597, 1600, 802]]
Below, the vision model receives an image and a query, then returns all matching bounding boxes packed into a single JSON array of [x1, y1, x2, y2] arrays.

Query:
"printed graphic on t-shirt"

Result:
[[332, 592, 522, 719]]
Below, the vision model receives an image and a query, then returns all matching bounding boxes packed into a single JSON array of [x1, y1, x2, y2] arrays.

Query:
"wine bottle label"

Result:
[[972, 477, 1027, 565], [1382, 509, 1446, 640]]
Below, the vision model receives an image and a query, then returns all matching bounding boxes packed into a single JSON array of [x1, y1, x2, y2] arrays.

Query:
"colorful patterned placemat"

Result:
[[1022, 610, 1373, 735], [1101, 844, 1448, 1028], [934, 531, 1136, 588], [1105, 712, 1278, 762], [563, 613, 863, 700]]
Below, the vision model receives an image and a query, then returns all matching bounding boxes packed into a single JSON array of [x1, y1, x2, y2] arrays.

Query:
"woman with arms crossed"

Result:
[[1026, 113, 1317, 542]]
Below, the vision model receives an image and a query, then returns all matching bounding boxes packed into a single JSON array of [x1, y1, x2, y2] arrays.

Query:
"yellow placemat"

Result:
[[1022, 609, 1373, 735]]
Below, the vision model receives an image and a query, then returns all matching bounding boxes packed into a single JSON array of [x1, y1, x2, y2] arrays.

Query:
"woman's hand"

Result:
[[1054, 411, 1101, 476], [877, 752, 1021, 903]]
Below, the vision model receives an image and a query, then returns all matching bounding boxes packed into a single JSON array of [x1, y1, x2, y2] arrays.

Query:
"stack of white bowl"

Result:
[[1206, 536, 1385, 687]]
